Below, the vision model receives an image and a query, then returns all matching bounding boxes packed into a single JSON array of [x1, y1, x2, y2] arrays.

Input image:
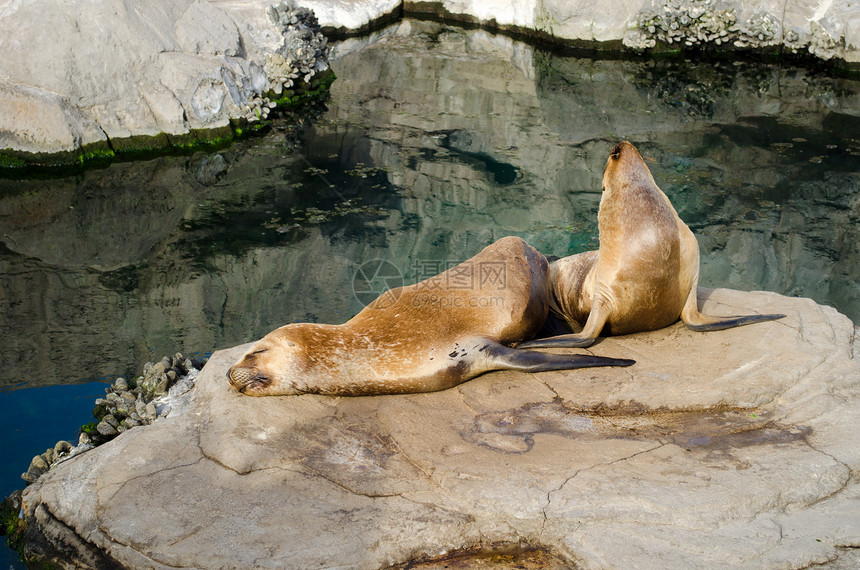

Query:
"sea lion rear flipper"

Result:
[[680, 286, 786, 331], [682, 312, 787, 332], [485, 342, 634, 371]]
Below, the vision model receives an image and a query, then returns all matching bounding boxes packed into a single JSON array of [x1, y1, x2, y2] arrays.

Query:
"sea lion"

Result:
[[519, 141, 785, 349], [228, 236, 634, 397]]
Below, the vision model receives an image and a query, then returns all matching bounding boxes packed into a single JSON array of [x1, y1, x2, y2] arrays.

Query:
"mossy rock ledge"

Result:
[[13, 288, 860, 568], [0, 1, 334, 172]]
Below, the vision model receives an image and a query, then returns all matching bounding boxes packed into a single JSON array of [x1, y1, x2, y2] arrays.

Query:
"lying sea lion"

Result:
[[228, 236, 634, 396], [520, 141, 785, 349]]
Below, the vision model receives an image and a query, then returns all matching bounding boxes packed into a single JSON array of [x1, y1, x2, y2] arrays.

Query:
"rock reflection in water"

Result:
[[0, 19, 858, 388]]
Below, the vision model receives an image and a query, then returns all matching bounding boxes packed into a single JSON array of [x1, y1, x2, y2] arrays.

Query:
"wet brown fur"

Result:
[[525, 141, 784, 347]]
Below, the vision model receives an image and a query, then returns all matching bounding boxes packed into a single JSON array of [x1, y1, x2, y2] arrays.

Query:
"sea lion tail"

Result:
[[486, 342, 634, 371], [683, 312, 786, 332]]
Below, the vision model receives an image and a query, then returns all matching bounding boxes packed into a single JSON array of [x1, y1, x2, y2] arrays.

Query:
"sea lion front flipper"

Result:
[[484, 342, 634, 371], [679, 286, 786, 332], [518, 295, 612, 349]]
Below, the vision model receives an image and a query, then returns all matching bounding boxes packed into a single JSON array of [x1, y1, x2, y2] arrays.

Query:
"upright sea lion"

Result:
[[519, 141, 785, 349], [228, 236, 634, 396]]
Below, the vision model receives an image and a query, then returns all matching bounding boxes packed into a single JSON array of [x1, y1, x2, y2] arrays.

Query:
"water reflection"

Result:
[[0, 19, 858, 389]]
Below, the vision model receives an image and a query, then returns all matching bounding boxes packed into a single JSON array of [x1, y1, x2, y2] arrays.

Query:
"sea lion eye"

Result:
[[251, 373, 270, 385], [250, 348, 268, 356]]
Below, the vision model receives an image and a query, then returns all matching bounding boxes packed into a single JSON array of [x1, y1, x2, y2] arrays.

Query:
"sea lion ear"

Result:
[[609, 142, 623, 159]]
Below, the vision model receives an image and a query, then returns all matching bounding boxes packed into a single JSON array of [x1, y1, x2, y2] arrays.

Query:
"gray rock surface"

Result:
[[0, 0, 329, 158], [19, 288, 860, 568]]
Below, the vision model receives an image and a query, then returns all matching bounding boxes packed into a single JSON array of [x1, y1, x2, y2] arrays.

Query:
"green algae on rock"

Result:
[[0, 69, 335, 175]]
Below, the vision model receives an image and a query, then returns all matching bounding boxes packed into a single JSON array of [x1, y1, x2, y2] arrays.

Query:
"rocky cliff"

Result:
[[1, 1, 857, 161], [0, 0, 332, 164]]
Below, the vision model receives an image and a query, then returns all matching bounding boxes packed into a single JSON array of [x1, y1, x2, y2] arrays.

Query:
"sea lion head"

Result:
[[602, 141, 656, 192], [228, 325, 309, 396]]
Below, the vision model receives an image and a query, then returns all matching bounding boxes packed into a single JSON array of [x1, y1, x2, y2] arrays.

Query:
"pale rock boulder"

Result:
[[174, 1, 243, 56], [19, 288, 860, 568], [301, 0, 403, 32], [0, 0, 320, 156], [1, 0, 190, 152], [0, 83, 107, 156], [538, 0, 645, 41]]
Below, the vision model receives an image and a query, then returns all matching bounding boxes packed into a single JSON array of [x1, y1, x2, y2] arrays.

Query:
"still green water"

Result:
[[1, 19, 858, 566]]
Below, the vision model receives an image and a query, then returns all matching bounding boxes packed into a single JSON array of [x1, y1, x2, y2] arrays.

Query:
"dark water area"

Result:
[[1, 18, 859, 565], [0, 383, 107, 496], [0, 382, 107, 569]]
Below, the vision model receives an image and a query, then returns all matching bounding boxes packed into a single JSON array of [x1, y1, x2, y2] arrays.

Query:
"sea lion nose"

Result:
[[228, 366, 271, 393], [227, 366, 250, 389]]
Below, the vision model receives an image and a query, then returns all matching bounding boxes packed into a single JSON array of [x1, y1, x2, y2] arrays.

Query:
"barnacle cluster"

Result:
[[624, 0, 840, 59], [631, 0, 740, 49], [83, 353, 204, 445], [802, 22, 841, 60], [19, 353, 206, 486], [225, 2, 331, 122], [265, 2, 330, 96]]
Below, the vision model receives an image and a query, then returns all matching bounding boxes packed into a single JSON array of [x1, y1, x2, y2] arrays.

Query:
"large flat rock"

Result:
[[20, 287, 860, 568]]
